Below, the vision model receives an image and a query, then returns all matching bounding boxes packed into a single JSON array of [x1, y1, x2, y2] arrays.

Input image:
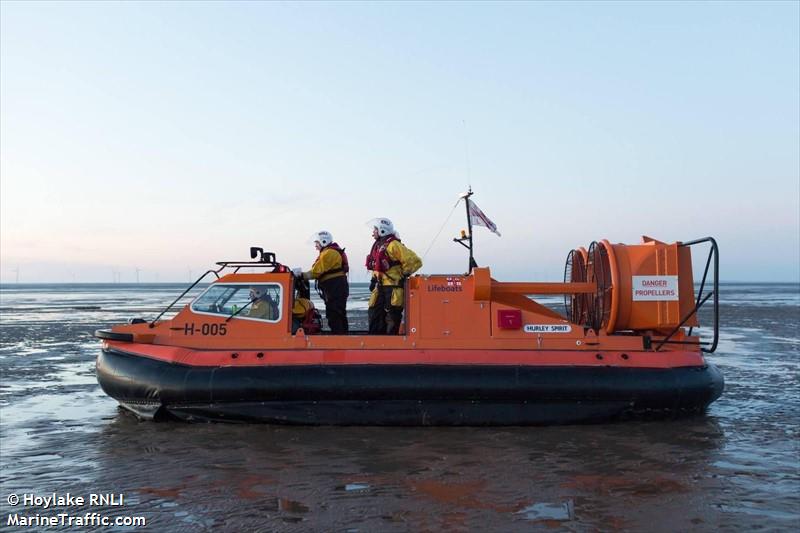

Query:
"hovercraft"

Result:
[[95, 229, 723, 425]]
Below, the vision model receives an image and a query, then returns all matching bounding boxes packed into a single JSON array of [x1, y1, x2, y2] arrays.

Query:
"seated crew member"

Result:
[[296, 231, 349, 334], [248, 286, 276, 320], [365, 218, 422, 335], [292, 276, 320, 334]]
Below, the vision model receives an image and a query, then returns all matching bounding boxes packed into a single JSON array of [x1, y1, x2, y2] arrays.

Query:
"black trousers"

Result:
[[319, 276, 349, 334], [368, 285, 403, 335]]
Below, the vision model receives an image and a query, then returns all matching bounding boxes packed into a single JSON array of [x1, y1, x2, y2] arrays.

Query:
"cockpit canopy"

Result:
[[191, 283, 283, 323]]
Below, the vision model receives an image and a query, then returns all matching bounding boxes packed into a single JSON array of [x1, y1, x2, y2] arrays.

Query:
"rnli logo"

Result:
[[427, 277, 463, 292]]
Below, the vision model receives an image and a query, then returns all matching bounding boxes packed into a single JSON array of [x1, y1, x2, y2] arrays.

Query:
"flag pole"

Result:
[[453, 187, 479, 272], [464, 187, 477, 271], [454, 188, 499, 272]]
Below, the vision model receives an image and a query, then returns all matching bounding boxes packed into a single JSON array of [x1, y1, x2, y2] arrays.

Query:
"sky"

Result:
[[1, 1, 798, 283]]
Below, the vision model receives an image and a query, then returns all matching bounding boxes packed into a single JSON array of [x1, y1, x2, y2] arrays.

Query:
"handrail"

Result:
[[215, 261, 283, 268], [147, 252, 290, 328], [654, 237, 719, 352], [148, 268, 223, 328]]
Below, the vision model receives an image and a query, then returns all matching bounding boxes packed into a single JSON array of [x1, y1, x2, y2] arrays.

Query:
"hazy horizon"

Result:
[[2, 280, 797, 286]]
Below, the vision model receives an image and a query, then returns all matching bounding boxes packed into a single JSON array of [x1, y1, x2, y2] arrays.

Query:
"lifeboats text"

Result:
[[427, 285, 463, 292]]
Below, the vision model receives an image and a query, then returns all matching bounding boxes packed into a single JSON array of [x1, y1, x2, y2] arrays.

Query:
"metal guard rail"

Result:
[[148, 255, 286, 328], [654, 237, 719, 353]]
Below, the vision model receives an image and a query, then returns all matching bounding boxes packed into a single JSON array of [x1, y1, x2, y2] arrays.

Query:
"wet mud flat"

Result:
[[0, 283, 798, 531]]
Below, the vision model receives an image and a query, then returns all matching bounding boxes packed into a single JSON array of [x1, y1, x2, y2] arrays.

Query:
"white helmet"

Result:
[[312, 230, 333, 247], [368, 218, 394, 237], [249, 286, 265, 300]]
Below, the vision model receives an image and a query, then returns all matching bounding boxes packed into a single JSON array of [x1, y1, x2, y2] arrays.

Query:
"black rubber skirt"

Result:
[[96, 347, 724, 425]]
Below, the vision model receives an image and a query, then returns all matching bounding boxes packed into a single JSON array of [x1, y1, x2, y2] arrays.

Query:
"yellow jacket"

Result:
[[292, 297, 314, 319], [369, 240, 422, 308], [248, 299, 275, 320], [309, 247, 346, 282]]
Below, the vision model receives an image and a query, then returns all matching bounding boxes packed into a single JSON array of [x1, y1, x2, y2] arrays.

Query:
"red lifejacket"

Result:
[[302, 307, 322, 334], [365, 235, 401, 273]]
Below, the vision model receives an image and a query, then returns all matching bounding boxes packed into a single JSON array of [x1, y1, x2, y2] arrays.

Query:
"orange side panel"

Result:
[[104, 341, 707, 369], [490, 302, 579, 340], [416, 275, 491, 340]]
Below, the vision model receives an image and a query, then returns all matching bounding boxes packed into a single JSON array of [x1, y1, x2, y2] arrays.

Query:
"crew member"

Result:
[[297, 231, 349, 334], [292, 276, 321, 334], [248, 286, 276, 320], [365, 218, 422, 335]]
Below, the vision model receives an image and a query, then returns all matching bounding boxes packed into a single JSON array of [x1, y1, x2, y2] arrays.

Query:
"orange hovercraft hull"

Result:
[[95, 239, 723, 425]]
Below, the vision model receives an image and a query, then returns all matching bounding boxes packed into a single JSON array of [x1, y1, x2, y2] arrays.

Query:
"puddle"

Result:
[[516, 500, 575, 521], [340, 483, 370, 492], [19, 453, 63, 462]]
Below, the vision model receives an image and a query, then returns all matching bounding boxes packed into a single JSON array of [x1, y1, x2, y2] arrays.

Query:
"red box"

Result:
[[497, 309, 522, 329]]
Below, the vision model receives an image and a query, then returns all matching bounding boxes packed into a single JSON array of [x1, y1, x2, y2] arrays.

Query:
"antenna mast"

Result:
[[453, 187, 478, 272]]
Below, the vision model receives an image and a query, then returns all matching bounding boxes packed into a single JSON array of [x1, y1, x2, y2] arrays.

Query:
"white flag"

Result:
[[468, 199, 501, 237]]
